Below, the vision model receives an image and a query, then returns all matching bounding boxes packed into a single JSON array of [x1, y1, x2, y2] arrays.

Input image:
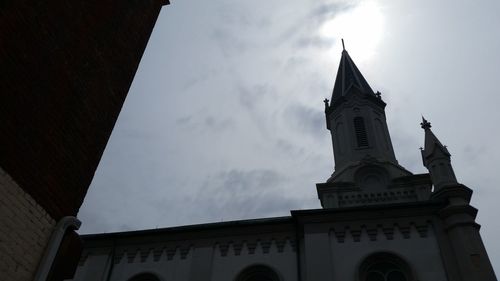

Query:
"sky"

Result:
[[77, 0, 500, 272]]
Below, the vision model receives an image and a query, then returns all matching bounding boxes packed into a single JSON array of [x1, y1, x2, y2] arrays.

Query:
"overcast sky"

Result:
[[77, 0, 500, 272]]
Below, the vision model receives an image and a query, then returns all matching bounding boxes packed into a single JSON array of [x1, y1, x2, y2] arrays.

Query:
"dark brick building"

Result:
[[0, 1, 169, 280]]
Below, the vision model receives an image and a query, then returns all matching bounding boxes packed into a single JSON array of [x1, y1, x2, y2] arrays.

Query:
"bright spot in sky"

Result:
[[320, 0, 384, 62]]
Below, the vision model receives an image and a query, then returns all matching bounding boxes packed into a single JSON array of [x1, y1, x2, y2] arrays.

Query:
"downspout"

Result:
[[34, 216, 82, 281]]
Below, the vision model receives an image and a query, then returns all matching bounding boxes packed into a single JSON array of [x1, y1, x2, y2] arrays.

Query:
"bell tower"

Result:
[[317, 44, 431, 208]]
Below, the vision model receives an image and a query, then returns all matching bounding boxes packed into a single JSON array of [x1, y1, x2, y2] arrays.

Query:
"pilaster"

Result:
[[188, 246, 214, 281], [438, 204, 497, 281], [303, 225, 334, 281]]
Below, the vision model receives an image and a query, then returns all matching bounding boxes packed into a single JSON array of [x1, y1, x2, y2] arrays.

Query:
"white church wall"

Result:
[[302, 231, 334, 281], [71, 245, 195, 281], [326, 218, 448, 281], [210, 239, 298, 281], [108, 248, 193, 281], [71, 251, 109, 281], [71, 235, 297, 281]]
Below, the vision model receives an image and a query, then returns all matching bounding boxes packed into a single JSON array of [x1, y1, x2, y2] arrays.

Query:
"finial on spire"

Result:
[[420, 116, 432, 130], [341, 38, 345, 51]]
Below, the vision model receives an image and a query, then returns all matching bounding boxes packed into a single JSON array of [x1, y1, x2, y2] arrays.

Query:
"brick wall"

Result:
[[0, 167, 56, 281], [0, 0, 167, 219], [0, 2, 168, 279]]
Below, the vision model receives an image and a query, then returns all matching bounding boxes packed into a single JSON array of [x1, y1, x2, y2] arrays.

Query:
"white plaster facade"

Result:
[[72, 205, 491, 281]]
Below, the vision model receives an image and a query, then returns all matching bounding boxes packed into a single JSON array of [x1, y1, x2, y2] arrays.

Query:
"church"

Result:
[[70, 46, 497, 281]]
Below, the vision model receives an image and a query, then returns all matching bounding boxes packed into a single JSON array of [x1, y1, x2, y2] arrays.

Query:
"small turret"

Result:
[[420, 117, 458, 190]]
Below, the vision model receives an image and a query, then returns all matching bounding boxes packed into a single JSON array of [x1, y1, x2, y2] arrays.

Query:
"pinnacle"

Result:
[[420, 116, 432, 130]]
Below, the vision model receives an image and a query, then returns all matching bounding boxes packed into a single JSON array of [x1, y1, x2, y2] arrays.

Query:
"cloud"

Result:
[[234, 82, 280, 138], [283, 103, 325, 139], [204, 116, 234, 132], [211, 28, 249, 58], [176, 115, 192, 125], [188, 169, 302, 220], [181, 68, 220, 91], [285, 56, 309, 70], [310, 2, 354, 20], [175, 115, 234, 133], [278, 1, 353, 49], [295, 36, 335, 49], [237, 83, 274, 110], [209, 2, 274, 59], [79, 1, 500, 272], [216, 3, 271, 30]]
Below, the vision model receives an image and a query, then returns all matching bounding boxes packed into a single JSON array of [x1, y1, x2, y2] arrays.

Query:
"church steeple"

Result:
[[420, 117, 458, 189], [323, 47, 410, 184], [330, 48, 375, 103], [318, 46, 419, 209]]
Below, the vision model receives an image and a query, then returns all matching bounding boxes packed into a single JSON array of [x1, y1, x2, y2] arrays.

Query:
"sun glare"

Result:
[[319, 0, 384, 63]]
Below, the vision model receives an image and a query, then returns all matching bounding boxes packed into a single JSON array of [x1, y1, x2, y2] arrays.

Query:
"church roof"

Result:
[[331, 48, 375, 102]]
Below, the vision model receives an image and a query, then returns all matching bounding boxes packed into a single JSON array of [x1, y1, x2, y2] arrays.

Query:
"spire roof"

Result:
[[331, 47, 374, 102], [421, 117, 450, 158]]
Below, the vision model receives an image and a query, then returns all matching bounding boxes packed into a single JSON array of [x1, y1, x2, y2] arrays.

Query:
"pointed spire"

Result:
[[331, 41, 374, 102], [421, 117, 450, 158]]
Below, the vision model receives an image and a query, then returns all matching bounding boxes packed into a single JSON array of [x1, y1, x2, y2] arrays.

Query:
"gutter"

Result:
[[34, 216, 82, 281]]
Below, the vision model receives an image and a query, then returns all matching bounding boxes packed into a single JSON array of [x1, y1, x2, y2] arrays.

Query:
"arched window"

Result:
[[354, 117, 369, 147], [235, 265, 281, 281], [128, 272, 161, 281], [359, 253, 414, 281]]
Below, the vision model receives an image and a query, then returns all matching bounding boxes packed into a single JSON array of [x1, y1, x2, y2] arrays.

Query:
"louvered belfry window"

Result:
[[354, 117, 369, 147]]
